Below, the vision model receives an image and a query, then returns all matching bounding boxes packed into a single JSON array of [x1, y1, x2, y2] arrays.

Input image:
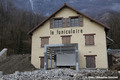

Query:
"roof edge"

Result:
[[28, 3, 110, 35]]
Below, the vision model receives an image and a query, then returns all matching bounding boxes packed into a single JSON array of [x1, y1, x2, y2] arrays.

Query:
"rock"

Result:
[[0, 68, 118, 80], [14, 71, 20, 75]]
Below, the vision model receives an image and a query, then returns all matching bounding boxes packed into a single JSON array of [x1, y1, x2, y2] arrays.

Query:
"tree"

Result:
[[106, 12, 120, 49], [0, 0, 46, 54]]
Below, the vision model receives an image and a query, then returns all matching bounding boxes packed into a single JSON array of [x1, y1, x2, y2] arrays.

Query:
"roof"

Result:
[[28, 3, 110, 35]]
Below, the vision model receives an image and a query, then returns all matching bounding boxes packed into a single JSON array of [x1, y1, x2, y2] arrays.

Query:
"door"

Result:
[[86, 56, 96, 68], [40, 57, 44, 68], [108, 54, 113, 68]]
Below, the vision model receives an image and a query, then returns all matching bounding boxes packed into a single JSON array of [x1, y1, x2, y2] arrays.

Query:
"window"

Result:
[[50, 16, 83, 28], [61, 35, 71, 44], [54, 18, 62, 28], [50, 18, 63, 28], [40, 37, 49, 47], [71, 17, 79, 27], [84, 34, 95, 45], [69, 16, 83, 27]]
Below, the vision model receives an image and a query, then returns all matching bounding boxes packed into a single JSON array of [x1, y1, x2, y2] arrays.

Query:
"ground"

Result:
[[0, 68, 119, 80], [0, 54, 36, 75], [0, 54, 119, 80]]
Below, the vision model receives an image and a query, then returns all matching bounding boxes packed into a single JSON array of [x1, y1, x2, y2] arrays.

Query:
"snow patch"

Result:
[[29, 0, 33, 10]]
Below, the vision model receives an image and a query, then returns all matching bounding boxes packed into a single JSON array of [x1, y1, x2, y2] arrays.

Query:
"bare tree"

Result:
[[106, 12, 120, 49], [0, 0, 45, 54]]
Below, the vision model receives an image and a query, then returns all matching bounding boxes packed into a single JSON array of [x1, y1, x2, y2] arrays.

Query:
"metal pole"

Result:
[[44, 52, 47, 70], [44, 45, 48, 70], [54, 53, 57, 68], [50, 49, 52, 69], [75, 44, 79, 71]]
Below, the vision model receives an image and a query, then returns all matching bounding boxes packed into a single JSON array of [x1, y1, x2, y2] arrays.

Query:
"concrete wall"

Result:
[[31, 7, 108, 69]]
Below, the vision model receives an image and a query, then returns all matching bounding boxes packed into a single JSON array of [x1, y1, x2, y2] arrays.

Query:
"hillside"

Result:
[[0, 54, 36, 75], [11, 0, 120, 16], [8, 0, 120, 25]]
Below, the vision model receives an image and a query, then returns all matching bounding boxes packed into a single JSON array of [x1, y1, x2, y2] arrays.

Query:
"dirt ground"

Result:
[[0, 54, 36, 75]]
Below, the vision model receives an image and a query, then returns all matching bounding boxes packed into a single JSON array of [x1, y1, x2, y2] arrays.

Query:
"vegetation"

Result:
[[0, 0, 45, 55], [0, 0, 120, 55], [0, 54, 36, 74], [106, 12, 120, 49]]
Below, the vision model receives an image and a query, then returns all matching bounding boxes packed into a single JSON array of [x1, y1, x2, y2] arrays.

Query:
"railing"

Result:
[[0, 48, 7, 62]]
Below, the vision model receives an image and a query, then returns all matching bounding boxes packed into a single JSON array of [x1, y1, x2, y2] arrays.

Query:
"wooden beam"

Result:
[[51, 48, 75, 51]]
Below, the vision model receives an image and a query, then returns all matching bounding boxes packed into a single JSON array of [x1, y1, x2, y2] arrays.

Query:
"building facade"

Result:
[[28, 3, 110, 70]]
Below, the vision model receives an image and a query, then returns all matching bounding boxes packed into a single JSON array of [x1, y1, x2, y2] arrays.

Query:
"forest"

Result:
[[0, 0, 45, 55], [107, 12, 120, 49], [0, 0, 120, 55]]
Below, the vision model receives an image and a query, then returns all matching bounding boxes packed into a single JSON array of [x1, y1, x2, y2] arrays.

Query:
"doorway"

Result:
[[85, 55, 96, 68]]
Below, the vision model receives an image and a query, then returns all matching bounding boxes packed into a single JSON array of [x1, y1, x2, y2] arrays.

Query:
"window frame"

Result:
[[54, 17, 63, 28], [70, 16, 79, 27]]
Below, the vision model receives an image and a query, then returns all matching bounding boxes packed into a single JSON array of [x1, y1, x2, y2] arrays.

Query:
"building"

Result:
[[28, 3, 110, 70]]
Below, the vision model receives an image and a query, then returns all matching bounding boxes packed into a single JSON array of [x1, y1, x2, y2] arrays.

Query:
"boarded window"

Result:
[[61, 35, 71, 44], [84, 34, 95, 45], [40, 57, 44, 68], [40, 37, 49, 47], [85, 55, 96, 68]]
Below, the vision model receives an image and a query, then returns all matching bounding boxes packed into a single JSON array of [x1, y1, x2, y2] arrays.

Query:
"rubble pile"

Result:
[[0, 69, 83, 80], [79, 69, 118, 77], [0, 68, 118, 80]]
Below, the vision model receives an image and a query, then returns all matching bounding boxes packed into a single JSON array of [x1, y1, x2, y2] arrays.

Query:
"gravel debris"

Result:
[[0, 68, 118, 80]]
